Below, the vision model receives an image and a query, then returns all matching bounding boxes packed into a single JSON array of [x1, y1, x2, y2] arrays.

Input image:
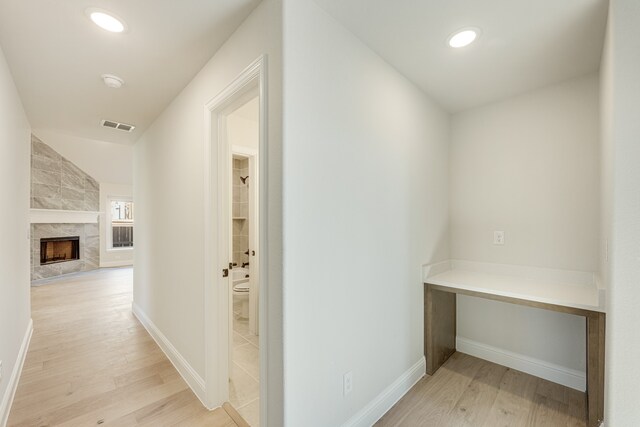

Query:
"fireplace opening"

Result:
[[40, 237, 80, 265]]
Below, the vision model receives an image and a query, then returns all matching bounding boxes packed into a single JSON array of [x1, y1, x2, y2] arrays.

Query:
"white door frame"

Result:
[[203, 55, 268, 421]]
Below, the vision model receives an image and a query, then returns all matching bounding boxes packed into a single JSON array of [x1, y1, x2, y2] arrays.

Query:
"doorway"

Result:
[[203, 56, 267, 426], [229, 98, 260, 424]]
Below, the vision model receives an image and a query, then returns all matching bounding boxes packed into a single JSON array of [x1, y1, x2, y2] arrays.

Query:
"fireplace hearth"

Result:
[[40, 236, 80, 265]]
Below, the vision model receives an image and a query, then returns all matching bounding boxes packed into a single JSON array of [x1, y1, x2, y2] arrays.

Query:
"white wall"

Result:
[[99, 182, 133, 268], [133, 0, 282, 424], [451, 75, 600, 271], [32, 129, 132, 185], [0, 45, 32, 425], [602, 0, 640, 424], [450, 75, 600, 380], [228, 115, 259, 151], [229, 97, 259, 151], [282, 0, 449, 425]]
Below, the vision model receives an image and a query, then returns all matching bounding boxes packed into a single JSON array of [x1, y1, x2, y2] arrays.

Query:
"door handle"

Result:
[[222, 263, 233, 278]]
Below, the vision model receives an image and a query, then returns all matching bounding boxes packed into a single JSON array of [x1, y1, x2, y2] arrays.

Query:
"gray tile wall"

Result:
[[31, 223, 100, 281], [31, 134, 99, 211], [30, 135, 101, 281], [233, 158, 249, 267]]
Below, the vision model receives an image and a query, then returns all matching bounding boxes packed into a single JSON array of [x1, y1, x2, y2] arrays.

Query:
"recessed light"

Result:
[[448, 28, 480, 48], [101, 74, 124, 89], [86, 9, 127, 33]]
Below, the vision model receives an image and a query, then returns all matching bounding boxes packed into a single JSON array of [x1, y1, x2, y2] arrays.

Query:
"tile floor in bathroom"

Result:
[[231, 301, 260, 426]]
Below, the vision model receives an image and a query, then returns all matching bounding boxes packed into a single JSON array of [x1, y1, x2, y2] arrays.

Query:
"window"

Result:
[[110, 200, 134, 248]]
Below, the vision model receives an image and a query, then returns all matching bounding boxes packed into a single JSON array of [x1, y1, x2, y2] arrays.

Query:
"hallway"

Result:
[[7, 268, 238, 426]]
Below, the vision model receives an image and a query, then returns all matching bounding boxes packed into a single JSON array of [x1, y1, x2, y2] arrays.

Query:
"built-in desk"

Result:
[[423, 260, 605, 427]]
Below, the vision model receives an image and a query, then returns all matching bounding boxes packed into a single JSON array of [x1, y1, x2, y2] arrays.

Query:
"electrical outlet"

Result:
[[343, 371, 353, 396], [493, 231, 505, 245]]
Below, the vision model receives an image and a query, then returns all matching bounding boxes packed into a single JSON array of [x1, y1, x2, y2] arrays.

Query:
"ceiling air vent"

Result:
[[101, 119, 136, 132]]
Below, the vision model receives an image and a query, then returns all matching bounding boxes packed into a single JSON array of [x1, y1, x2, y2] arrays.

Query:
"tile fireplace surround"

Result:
[[31, 223, 99, 280], [30, 135, 100, 281]]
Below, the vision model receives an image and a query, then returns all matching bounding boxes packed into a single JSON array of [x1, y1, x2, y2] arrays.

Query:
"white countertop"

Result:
[[423, 260, 605, 313]]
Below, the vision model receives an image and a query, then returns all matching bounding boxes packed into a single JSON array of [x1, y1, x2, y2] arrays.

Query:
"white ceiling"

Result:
[[0, 0, 261, 145], [0, 0, 608, 145], [314, 0, 608, 112]]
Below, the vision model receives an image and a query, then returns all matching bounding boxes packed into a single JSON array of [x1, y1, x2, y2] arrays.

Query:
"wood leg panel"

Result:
[[586, 312, 605, 427], [425, 284, 456, 375]]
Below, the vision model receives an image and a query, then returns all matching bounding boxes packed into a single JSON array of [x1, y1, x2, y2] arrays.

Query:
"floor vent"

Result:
[[101, 119, 136, 132]]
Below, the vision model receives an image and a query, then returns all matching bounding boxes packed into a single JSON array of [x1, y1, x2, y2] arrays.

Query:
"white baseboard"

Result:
[[100, 260, 133, 268], [342, 357, 425, 427], [456, 337, 586, 391], [132, 303, 207, 407], [0, 319, 33, 427]]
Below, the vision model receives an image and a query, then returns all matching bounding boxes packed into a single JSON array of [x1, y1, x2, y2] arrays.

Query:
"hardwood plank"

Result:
[[7, 267, 238, 427], [444, 360, 508, 426], [176, 407, 238, 427], [377, 353, 482, 426], [104, 388, 196, 425], [566, 386, 588, 427], [376, 353, 587, 427], [526, 393, 570, 426], [481, 369, 538, 427], [223, 401, 252, 427], [376, 353, 471, 426]]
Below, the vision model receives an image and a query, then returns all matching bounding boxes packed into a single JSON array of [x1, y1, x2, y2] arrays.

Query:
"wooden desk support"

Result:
[[424, 282, 605, 427]]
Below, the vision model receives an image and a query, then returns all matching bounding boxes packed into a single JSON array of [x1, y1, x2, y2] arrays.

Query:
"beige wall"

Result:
[[451, 74, 600, 271], [133, 0, 282, 422], [602, 0, 640, 423], [0, 44, 31, 424], [32, 129, 132, 185], [228, 97, 259, 151], [283, 0, 450, 424], [451, 75, 600, 377]]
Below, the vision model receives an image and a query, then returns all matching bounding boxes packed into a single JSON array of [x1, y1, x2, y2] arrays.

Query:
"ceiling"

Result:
[[0, 0, 261, 145], [0, 0, 608, 146], [314, 0, 608, 112]]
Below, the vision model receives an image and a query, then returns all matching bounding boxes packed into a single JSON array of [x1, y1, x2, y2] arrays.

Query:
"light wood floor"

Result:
[[7, 267, 238, 427], [376, 352, 587, 427]]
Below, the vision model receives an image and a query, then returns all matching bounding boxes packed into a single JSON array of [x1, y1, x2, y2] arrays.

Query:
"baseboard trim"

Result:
[[342, 356, 425, 427], [0, 319, 33, 427], [132, 303, 207, 407], [456, 337, 586, 391], [100, 260, 133, 268]]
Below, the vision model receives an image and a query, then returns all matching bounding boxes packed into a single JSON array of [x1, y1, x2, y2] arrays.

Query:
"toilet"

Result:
[[233, 280, 250, 318]]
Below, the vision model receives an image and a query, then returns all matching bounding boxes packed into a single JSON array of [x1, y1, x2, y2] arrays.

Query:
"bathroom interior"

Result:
[[228, 96, 260, 425]]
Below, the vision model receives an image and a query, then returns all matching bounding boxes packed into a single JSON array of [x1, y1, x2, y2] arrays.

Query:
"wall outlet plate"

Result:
[[343, 371, 353, 396], [494, 230, 505, 245]]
